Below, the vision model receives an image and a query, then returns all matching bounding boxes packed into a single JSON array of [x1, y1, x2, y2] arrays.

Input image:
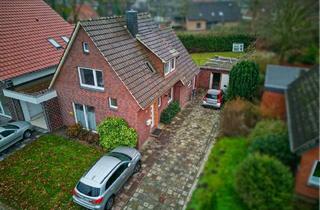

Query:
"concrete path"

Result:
[[116, 99, 220, 210]]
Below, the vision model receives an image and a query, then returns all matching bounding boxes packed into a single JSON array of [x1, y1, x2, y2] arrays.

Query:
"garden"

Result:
[[187, 60, 317, 210]]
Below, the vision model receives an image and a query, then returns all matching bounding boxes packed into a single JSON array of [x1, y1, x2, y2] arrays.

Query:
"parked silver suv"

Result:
[[72, 147, 141, 210]]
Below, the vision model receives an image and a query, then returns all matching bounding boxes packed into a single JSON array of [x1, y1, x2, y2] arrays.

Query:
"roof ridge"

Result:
[[80, 15, 123, 22]]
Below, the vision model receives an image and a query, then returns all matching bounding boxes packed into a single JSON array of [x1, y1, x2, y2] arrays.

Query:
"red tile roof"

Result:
[[0, 0, 74, 81]]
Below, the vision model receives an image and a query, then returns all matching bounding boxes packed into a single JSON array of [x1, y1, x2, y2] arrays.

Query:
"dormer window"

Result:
[[48, 38, 61, 49], [61, 36, 69, 43], [164, 58, 176, 76], [83, 42, 89, 53]]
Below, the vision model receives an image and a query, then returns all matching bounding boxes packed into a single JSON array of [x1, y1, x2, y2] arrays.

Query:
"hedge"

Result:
[[177, 33, 256, 53], [160, 101, 181, 124]]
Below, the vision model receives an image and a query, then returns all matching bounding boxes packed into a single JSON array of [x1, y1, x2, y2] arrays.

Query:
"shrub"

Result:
[[228, 60, 259, 101], [248, 119, 287, 142], [66, 124, 82, 138], [220, 98, 260, 137], [97, 117, 138, 150], [249, 133, 297, 168], [160, 101, 181, 124], [177, 33, 256, 53], [235, 154, 294, 210]]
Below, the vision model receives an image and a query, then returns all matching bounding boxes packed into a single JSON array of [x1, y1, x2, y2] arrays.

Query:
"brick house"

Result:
[[285, 66, 319, 201], [49, 11, 199, 146], [0, 0, 73, 131]]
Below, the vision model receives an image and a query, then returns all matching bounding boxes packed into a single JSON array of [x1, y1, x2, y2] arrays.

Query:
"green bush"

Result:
[[228, 60, 259, 101], [220, 98, 261, 137], [249, 133, 297, 168], [160, 101, 181, 124], [178, 33, 255, 53], [235, 154, 294, 210], [248, 119, 287, 142], [97, 117, 138, 150]]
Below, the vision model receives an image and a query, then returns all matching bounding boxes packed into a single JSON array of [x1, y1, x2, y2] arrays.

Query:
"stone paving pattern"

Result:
[[114, 98, 220, 210]]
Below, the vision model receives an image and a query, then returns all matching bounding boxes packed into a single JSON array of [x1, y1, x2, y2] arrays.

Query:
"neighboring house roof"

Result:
[[68, 3, 99, 22], [201, 56, 238, 73], [285, 66, 319, 153], [264, 64, 307, 92], [187, 1, 241, 22], [50, 13, 199, 109], [0, 0, 74, 81]]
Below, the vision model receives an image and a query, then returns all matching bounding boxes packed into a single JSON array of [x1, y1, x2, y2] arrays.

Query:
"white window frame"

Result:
[[61, 36, 69, 43], [232, 43, 244, 52], [83, 42, 89, 53], [78, 67, 104, 91], [219, 11, 224, 16], [72, 102, 97, 132], [109, 97, 118, 109], [0, 101, 11, 118], [164, 58, 176, 76], [308, 160, 320, 187], [158, 97, 161, 107], [48, 38, 61, 49], [168, 87, 173, 104]]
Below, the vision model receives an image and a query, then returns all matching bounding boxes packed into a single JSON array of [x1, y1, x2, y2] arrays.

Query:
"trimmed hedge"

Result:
[[160, 101, 181, 124], [178, 33, 255, 53], [235, 154, 294, 210], [97, 117, 137, 150]]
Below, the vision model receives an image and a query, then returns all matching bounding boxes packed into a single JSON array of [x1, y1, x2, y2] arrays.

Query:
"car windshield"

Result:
[[76, 182, 100, 197], [108, 152, 132, 161], [205, 94, 218, 99], [2, 124, 19, 130]]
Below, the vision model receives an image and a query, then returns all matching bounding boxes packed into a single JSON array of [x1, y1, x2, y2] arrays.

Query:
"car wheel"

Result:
[[134, 160, 141, 173], [104, 196, 114, 210], [23, 130, 32, 139]]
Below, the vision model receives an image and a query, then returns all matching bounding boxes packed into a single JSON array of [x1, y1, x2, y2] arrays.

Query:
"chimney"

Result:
[[126, 10, 138, 37]]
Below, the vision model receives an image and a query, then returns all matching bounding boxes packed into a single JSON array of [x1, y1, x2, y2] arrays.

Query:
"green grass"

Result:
[[191, 52, 245, 66], [187, 138, 248, 210], [0, 135, 103, 209]]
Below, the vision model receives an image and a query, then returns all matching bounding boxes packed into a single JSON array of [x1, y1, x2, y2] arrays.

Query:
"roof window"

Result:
[[219, 11, 224, 16], [48, 38, 61, 49], [146, 62, 156, 73], [61, 36, 69, 43]]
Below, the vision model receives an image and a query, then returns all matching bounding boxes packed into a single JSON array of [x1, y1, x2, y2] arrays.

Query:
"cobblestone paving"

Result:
[[114, 99, 220, 210]]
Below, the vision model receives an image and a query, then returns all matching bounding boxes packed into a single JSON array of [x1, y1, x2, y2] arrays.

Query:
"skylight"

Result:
[[146, 62, 156, 73], [61, 36, 69, 43], [48, 38, 61, 49]]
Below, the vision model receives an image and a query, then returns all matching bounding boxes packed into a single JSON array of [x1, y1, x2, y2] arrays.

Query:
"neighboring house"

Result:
[[0, 0, 73, 130], [261, 65, 308, 120], [285, 66, 319, 201], [186, 1, 241, 31], [68, 3, 99, 23], [49, 11, 199, 146], [198, 56, 238, 91]]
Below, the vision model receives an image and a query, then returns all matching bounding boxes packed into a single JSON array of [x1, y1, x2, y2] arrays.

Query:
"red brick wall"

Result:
[[260, 91, 286, 120], [197, 70, 211, 89], [295, 146, 320, 200], [174, 80, 193, 108], [53, 27, 145, 144], [42, 97, 63, 131]]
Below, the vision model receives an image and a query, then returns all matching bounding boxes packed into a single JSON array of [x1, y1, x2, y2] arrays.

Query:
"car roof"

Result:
[[80, 156, 121, 187], [207, 89, 221, 95]]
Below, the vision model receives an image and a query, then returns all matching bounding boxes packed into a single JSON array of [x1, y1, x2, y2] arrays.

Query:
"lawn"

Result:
[[191, 52, 245, 66], [187, 138, 248, 210], [0, 135, 104, 209]]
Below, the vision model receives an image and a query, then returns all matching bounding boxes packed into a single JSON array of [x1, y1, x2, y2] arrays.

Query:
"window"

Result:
[[219, 11, 224, 16], [0, 130, 14, 137], [168, 87, 173, 103], [61, 36, 69, 43], [73, 103, 96, 130], [83, 42, 89, 53], [308, 161, 320, 187], [48, 38, 61, 49], [196, 22, 202, 29], [105, 163, 128, 190], [158, 97, 161, 107], [0, 95, 11, 117], [187, 80, 192, 87], [232, 43, 244, 52], [164, 58, 176, 76], [77, 182, 100, 197], [78, 67, 104, 90], [211, 12, 215, 16], [146, 62, 156, 73], [109, 98, 118, 109]]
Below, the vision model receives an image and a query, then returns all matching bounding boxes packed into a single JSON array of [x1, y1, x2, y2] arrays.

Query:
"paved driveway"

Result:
[[115, 99, 220, 210]]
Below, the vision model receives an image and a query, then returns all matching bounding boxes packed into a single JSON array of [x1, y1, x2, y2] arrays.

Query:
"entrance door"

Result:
[[210, 73, 221, 90], [20, 101, 48, 129]]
